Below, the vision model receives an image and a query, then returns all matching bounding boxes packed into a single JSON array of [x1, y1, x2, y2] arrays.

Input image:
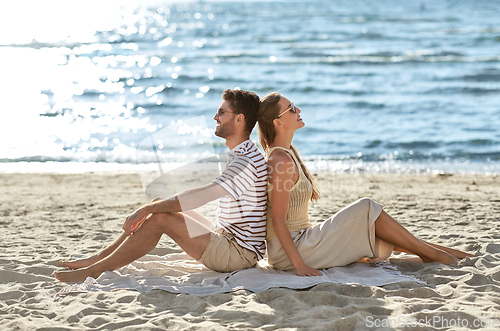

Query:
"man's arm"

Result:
[[122, 182, 228, 234], [153, 182, 229, 212]]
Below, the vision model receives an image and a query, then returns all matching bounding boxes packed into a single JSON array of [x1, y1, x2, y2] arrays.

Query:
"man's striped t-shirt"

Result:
[[213, 139, 268, 259]]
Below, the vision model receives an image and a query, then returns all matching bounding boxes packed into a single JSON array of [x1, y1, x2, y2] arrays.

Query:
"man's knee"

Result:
[[148, 212, 185, 229], [148, 211, 176, 221]]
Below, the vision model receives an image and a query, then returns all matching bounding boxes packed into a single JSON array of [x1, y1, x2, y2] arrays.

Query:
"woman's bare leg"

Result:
[[393, 246, 414, 254], [392, 242, 475, 263], [423, 241, 476, 259], [374, 211, 458, 264], [393, 242, 475, 260]]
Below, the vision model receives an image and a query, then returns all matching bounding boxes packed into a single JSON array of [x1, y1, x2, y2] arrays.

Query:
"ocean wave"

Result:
[[384, 141, 441, 149], [347, 101, 385, 109], [3, 144, 499, 165], [436, 69, 500, 82], [447, 139, 498, 146], [201, 50, 264, 59], [461, 70, 500, 82], [234, 54, 500, 65], [2, 157, 499, 176], [434, 27, 500, 34], [423, 87, 500, 95], [286, 42, 354, 49]]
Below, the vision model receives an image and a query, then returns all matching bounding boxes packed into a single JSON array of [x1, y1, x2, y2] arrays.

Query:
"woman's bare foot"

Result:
[[409, 243, 459, 264], [418, 256, 433, 263], [59, 255, 101, 270], [425, 250, 459, 264], [54, 266, 101, 283], [446, 249, 476, 259], [437, 253, 459, 264], [424, 242, 476, 259]]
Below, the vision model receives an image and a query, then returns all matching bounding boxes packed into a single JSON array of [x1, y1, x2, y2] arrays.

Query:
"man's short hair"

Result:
[[222, 89, 260, 134]]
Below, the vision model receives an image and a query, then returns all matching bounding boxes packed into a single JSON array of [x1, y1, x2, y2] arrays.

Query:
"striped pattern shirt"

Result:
[[213, 140, 268, 259]]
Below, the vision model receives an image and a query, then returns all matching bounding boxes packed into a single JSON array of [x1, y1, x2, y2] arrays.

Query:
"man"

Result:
[[55, 89, 267, 282]]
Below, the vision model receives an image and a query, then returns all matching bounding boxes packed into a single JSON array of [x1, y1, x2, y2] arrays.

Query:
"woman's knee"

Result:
[[356, 197, 374, 206]]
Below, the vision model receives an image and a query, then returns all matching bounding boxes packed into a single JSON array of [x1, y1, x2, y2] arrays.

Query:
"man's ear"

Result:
[[236, 113, 245, 123]]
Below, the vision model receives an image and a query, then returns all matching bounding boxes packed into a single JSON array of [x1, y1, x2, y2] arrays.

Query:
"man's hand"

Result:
[[295, 263, 322, 277], [122, 207, 151, 235]]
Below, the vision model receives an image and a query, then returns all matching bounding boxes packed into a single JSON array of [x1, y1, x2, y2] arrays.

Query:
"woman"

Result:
[[257, 92, 475, 277]]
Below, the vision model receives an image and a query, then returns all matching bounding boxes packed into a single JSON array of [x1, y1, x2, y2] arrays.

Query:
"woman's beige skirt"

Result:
[[267, 197, 394, 270]]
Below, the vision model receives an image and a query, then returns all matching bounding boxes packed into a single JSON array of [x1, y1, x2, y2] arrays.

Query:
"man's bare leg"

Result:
[[59, 198, 163, 270], [59, 210, 214, 270], [60, 232, 129, 269], [57, 198, 209, 270], [54, 212, 211, 282], [374, 210, 458, 264]]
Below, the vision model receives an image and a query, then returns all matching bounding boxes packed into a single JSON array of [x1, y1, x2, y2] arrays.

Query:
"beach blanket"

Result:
[[54, 253, 424, 301]]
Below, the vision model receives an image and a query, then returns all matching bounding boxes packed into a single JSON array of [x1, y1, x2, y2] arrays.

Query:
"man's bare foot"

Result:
[[54, 267, 101, 283], [60, 255, 101, 270]]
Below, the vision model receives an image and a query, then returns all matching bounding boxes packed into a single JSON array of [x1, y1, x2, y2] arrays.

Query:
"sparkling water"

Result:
[[1, 0, 499, 173]]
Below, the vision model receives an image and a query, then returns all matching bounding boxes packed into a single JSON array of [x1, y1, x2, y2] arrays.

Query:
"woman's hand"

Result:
[[295, 263, 322, 277], [122, 207, 151, 235]]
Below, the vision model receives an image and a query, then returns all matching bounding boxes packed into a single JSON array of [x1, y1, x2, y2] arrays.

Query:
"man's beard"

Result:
[[214, 121, 235, 138]]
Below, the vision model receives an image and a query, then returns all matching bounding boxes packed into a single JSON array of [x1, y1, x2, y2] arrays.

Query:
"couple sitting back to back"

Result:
[[55, 89, 474, 282]]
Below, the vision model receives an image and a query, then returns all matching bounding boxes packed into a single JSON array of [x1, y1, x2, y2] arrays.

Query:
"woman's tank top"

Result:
[[265, 146, 313, 241]]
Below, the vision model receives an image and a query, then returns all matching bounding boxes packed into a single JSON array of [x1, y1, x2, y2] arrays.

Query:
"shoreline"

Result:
[[1, 159, 499, 175], [1, 172, 499, 329]]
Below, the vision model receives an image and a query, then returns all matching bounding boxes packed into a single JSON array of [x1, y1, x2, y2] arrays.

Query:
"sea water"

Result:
[[1, 0, 499, 174]]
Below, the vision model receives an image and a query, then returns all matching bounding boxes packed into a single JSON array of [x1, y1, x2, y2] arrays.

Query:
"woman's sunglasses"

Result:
[[276, 103, 297, 118]]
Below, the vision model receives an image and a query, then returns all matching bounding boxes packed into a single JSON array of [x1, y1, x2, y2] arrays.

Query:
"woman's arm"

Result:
[[269, 151, 321, 277]]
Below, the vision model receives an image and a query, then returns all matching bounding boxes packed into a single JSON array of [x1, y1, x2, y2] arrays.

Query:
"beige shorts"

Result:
[[197, 230, 258, 273]]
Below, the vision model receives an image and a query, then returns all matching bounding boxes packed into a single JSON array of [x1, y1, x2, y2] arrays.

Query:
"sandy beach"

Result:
[[1, 171, 499, 330]]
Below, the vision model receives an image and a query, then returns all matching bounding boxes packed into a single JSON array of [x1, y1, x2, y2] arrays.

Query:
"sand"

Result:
[[1, 171, 499, 330]]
